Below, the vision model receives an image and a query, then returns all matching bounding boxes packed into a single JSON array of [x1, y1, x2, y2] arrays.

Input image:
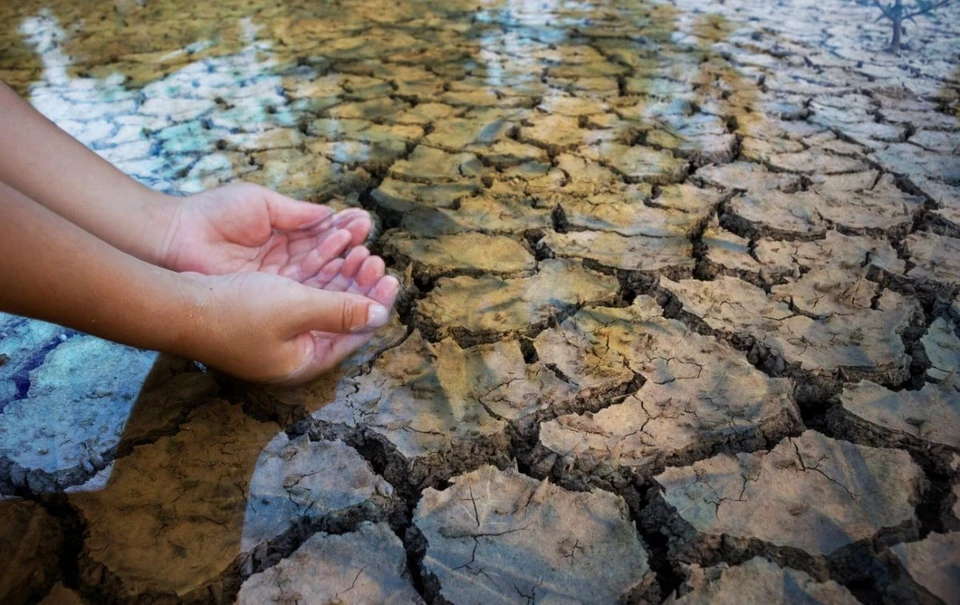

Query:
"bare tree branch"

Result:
[[872, 0, 897, 19], [904, 0, 952, 18]]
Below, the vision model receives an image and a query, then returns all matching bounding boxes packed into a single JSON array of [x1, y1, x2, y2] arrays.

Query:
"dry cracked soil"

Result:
[[1, 0, 959, 603]]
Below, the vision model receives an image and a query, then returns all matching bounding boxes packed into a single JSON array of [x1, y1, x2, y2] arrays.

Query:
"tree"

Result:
[[871, 0, 952, 52]]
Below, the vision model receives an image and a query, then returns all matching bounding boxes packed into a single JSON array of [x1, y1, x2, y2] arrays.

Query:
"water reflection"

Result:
[[1, 0, 958, 602]]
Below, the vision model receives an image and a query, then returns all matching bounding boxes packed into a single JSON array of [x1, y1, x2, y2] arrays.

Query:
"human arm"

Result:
[[0, 80, 178, 265], [0, 181, 396, 384], [0, 81, 373, 275]]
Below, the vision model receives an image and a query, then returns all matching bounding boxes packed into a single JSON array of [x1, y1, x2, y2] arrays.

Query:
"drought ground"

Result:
[[1, 0, 959, 603]]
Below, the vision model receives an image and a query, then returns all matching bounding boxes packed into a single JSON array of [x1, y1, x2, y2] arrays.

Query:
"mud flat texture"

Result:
[[1, 0, 959, 602]]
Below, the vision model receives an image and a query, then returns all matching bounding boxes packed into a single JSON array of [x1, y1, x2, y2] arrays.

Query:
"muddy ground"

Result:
[[1, 0, 959, 603]]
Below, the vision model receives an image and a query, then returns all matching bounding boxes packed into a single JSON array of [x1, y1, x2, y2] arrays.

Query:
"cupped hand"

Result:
[[159, 183, 374, 280], [183, 262, 400, 384]]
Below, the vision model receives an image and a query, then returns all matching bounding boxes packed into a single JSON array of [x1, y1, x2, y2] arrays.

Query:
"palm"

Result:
[[293, 256, 400, 378], [190, 269, 400, 383], [163, 183, 399, 382], [163, 183, 374, 282]]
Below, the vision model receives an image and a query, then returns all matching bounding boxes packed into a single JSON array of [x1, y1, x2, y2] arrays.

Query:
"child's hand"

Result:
[[181, 266, 399, 384], [156, 183, 403, 383], [159, 183, 373, 281]]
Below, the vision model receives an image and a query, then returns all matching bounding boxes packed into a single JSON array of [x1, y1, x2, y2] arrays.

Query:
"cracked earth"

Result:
[[1, 0, 959, 603]]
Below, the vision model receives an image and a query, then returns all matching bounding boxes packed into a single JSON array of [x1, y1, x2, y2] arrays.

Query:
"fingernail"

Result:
[[365, 304, 390, 329]]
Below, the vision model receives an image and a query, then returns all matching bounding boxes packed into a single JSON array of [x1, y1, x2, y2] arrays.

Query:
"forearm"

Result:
[[0, 181, 200, 356], [0, 81, 177, 265]]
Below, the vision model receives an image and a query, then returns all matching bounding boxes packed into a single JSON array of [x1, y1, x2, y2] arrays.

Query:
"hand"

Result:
[[159, 183, 374, 280], [158, 182, 402, 384], [183, 265, 399, 384]]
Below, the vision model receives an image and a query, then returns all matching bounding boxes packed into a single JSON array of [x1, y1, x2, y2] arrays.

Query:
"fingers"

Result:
[[280, 276, 400, 384], [367, 274, 401, 308], [289, 288, 391, 336], [301, 247, 399, 304], [354, 256, 385, 291], [322, 246, 371, 292], [280, 229, 352, 280], [261, 188, 334, 231], [306, 257, 344, 289], [336, 212, 373, 246], [300, 208, 372, 244]]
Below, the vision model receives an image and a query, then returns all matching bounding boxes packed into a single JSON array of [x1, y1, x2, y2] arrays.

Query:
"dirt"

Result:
[[1, 0, 959, 602]]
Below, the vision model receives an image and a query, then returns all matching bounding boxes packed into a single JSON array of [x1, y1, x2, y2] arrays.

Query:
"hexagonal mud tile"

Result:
[[476, 139, 549, 169], [724, 190, 828, 240], [912, 175, 960, 226], [310, 138, 408, 170], [68, 399, 275, 600], [394, 102, 457, 126], [416, 259, 618, 340], [390, 145, 484, 183], [372, 177, 481, 213], [771, 267, 881, 319], [537, 95, 609, 117], [0, 335, 157, 491], [513, 154, 620, 200], [242, 433, 397, 547], [922, 317, 960, 384], [307, 119, 423, 147], [766, 149, 870, 174], [0, 500, 62, 605], [243, 150, 351, 201], [649, 126, 738, 166], [237, 523, 421, 604], [414, 465, 657, 603], [541, 230, 694, 274], [581, 142, 688, 185], [517, 114, 586, 154], [653, 183, 727, 219], [399, 196, 553, 236], [810, 172, 923, 234], [645, 431, 924, 577], [328, 98, 411, 121], [830, 381, 959, 473], [741, 135, 805, 162], [425, 116, 513, 151], [662, 275, 921, 382], [806, 132, 869, 158], [383, 232, 536, 279], [70, 400, 390, 601], [696, 161, 802, 193], [666, 558, 858, 604], [886, 532, 960, 605], [312, 330, 592, 485], [487, 160, 556, 193], [909, 130, 960, 154], [905, 232, 960, 287], [530, 297, 800, 491], [222, 127, 303, 152], [834, 121, 905, 151], [702, 218, 765, 282], [558, 187, 706, 237], [754, 230, 904, 279], [873, 143, 960, 184]]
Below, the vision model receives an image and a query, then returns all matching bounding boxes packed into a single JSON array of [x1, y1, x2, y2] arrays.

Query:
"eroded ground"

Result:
[[1, 0, 959, 603]]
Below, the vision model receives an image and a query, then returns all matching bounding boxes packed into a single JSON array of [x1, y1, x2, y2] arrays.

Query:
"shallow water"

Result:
[[1, 0, 960, 603]]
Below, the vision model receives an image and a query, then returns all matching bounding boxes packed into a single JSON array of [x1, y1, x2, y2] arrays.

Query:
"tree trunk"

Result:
[[890, 0, 903, 52]]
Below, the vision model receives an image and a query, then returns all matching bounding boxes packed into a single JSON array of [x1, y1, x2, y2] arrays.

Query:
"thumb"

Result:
[[288, 288, 391, 335], [263, 190, 333, 231]]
